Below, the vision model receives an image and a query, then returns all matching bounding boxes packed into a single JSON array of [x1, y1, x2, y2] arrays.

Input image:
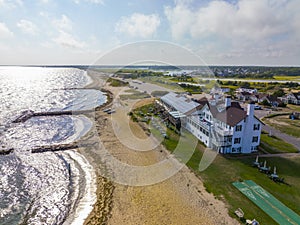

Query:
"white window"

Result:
[[234, 137, 241, 144], [252, 136, 259, 143], [253, 124, 260, 131], [235, 125, 242, 132], [226, 137, 232, 142]]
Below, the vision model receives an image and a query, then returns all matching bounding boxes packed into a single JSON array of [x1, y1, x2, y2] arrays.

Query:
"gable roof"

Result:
[[238, 91, 252, 96], [292, 92, 300, 100], [209, 105, 247, 127], [266, 95, 279, 102], [194, 97, 209, 106]]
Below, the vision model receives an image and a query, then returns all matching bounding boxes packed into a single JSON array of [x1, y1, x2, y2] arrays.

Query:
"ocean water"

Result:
[[0, 67, 106, 225]]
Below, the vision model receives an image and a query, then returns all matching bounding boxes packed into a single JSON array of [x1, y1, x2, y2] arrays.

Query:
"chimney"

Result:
[[225, 96, 231, 108], [247, 101, 255, 116]]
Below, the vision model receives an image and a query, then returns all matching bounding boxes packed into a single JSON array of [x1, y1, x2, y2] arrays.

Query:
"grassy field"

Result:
[[273, 76, 300, 81], [263, 115, 300, 138], [160, 127, 300, 224], [132, 103, 300, 224], [139, 76, 183, 91], [287, 104, 300, 113], [120, 91, 150, 100], [260, 133, 299, 153], [201, 156, 300, 225], [107, 77, 128, 87], [139, 76, 210, 94]]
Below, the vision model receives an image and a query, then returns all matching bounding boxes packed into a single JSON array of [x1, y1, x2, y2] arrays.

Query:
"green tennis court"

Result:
[[233, 180, 300, 225]]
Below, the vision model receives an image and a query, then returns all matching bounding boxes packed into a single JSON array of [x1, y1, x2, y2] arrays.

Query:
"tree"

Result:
[[278, 102, 287, 108], [273, 89, 285, 97], [261, 99, 271, 106]]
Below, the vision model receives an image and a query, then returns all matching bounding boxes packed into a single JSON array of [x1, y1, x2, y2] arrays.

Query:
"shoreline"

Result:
[[81, 70, 238, 224], [78, 70, 115, 225], [63, 150, 97, 225], [63, 70, 114, 225]]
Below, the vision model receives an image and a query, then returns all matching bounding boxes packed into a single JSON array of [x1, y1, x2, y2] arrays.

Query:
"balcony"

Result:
[[211, 129, 232, 147], [212, 125, 233, 136], [212, 139, 232, 147]]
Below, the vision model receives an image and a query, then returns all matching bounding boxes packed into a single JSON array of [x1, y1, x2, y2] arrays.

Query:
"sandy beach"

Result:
[[81, 71, 239, 225]]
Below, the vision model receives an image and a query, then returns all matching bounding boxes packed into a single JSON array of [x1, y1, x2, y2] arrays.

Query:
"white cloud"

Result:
[[115, 13, 160, 38], [0, 0, 23, 9], [164, 0, 300, 65], [17, 19, 38, 35], [53, 31, 86, 49], [52, 14, 72, 31], [73, 0, 104, 5], [164, 3, 193, 40], [165, 0, 294, 41], [0, 22, 13, 38], [51, 14, 88, 49]]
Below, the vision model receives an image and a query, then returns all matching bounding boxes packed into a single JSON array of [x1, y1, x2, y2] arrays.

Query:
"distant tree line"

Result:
[[115, 69, 164, 79], [212, 66, 300, 79]]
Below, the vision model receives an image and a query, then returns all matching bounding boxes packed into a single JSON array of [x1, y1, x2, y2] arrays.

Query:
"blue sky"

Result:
[[0, 0, 299, 65]]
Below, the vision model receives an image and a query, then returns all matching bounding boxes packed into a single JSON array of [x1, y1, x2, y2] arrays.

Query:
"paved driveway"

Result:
[[251, 107, 300, 152]]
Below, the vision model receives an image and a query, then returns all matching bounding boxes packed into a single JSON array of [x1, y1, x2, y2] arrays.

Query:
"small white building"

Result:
[[160, 92, 263, 154], [280, 92, 300, 105], [236, 87, 258, 94]]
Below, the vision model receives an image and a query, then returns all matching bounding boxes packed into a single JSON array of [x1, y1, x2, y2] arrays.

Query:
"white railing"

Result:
[[212, 125, 233, 136]]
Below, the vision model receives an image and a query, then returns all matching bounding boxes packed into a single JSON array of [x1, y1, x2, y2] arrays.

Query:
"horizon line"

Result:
[[1, 64, 300, 68]]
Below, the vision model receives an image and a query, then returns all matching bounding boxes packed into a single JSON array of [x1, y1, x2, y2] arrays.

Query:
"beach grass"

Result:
[[107, 78, 129, 87], [120, 92, 150, 100]]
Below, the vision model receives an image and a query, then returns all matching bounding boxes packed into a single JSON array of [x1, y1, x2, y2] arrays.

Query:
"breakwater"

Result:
[[12, 110, 95, 123]]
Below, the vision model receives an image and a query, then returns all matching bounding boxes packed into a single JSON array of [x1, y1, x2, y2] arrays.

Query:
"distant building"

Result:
[[280, 92, 300, 105], [236, 88, 258, 94], [236, 92, 252, 101], [158, 92, 263, 154], [252, 93, 268, 103], [210, 86, 230, 95]]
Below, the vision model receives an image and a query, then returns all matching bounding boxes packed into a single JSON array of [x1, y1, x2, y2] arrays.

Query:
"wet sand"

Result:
[[82, 72, 238, 225]]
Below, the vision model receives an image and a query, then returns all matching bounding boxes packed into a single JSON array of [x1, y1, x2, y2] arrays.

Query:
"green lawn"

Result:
[[139, 76, 209, 93], [132, 104, 300, 224], [264, 115, 300, 138], [156, 125, 300, 224], [201, 156, 300, 225], [139, 76, 183, 91], [287, 104, 300, 113], [273, 76, 300, 81], [260, 133, 299, 153]]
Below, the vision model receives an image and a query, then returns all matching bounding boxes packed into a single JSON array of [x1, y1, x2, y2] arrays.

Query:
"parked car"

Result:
[[254, 105, 262, 110]]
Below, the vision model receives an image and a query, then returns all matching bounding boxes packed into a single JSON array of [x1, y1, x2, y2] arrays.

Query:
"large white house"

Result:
[[159, 92, 263, 154]]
